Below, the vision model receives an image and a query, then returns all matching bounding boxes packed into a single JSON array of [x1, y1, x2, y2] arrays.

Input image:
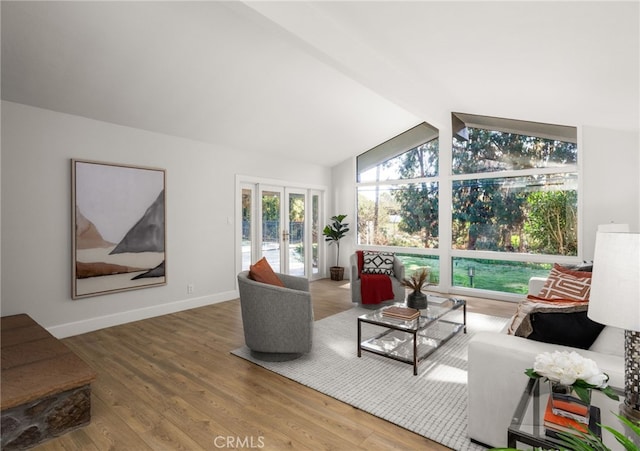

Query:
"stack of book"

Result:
[[382, 306, 420, 320], [550, 392, 589, 424], [544, 397, 600, 440]]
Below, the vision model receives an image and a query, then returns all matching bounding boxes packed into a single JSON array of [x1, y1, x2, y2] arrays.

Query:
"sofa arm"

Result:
[[467, 331, 624, 448], [528, 277, 547, 295], [393, 257, 405, 282], [350, 253, 360, 282]]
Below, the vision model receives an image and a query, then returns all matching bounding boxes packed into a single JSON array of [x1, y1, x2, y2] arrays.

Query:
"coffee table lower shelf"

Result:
[[358, 306, 466, 376]]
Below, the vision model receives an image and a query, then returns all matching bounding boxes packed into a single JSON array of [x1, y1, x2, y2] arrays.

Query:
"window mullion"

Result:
[[451, 165, 578, 181]]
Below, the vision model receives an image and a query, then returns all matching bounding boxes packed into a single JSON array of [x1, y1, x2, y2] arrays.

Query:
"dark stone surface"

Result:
[[6, 426, 41, 450], [25, 397, 56, 417], [1, 385, 92, 450], [46, 388, 91, 434]]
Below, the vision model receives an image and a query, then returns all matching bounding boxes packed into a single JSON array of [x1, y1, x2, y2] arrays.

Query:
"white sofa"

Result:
[[467, 277, 625, 448]]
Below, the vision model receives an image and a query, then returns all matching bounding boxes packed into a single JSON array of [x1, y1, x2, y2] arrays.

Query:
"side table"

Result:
[[508, 378, 625, 450]]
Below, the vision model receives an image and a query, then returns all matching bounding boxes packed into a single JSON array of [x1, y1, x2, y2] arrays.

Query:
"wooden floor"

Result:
[[38, 280, 517, 451]]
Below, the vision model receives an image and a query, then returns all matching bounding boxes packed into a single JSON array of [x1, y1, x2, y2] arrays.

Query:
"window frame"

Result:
[[354, 115, 583, 302]]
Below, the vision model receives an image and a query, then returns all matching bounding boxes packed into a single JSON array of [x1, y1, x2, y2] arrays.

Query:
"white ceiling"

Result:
[[2, 1, 638, 167]]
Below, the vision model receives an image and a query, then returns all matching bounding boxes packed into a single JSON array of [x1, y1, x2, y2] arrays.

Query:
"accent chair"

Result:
[[237, 271, 314, 361], [350, 251, 406, 304]]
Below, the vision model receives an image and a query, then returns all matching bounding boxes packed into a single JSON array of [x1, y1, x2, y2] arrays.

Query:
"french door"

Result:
[[239, 180, 324, 279]]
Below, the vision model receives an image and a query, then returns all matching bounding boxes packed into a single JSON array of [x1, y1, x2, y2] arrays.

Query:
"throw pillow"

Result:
[[536, 264, 592, 301], [562, 261, 593, 272], [361, 251, 395, 276], [506, 298, 588, 335], [525, 309, 605, 349], [249, 257, 285, 287]]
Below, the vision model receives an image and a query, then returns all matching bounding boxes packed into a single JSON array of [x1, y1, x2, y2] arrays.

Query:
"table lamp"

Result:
[[588, 231, 640, 423]]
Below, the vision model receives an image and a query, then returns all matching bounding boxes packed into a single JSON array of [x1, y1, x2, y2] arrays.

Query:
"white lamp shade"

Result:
[[588, 232, 640, 331]]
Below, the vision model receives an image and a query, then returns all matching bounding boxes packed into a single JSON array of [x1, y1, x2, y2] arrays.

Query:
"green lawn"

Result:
[[396, 254, 551, 295]]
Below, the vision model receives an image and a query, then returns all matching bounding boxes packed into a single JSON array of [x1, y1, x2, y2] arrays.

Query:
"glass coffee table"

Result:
[[357, 297, 466, 375]]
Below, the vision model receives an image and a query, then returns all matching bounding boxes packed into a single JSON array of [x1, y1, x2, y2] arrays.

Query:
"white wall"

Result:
[[0, 101, 331, 337], [332, 124, 640, 277], [581, 126, 640, 258], [328, 157, 357, 270]]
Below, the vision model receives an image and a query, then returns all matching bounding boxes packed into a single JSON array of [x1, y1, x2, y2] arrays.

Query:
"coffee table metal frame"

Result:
[[357, 299, 466, 375]]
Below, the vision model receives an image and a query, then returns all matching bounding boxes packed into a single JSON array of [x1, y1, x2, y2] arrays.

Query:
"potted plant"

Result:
[[322, 214, 349, 281], [403, 267, 431, 309]]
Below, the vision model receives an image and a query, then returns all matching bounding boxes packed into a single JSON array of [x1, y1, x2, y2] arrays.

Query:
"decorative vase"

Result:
[[406, 290, 427, 310], [330, 266, 344, 281], [549, 381, 591, 424]]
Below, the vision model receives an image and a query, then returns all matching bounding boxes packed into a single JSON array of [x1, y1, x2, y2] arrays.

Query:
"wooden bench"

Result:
[[1, 314, 97, 449]]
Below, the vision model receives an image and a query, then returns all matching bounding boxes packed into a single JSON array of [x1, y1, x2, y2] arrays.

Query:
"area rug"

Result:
[[231, 307, 509, 451]]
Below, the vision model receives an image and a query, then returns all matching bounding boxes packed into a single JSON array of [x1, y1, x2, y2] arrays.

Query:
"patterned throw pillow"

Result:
[[537, 264, 592, 301], [362, 251, 395, 276]]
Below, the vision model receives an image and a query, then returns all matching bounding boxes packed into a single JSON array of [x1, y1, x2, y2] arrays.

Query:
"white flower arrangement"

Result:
[[525, 350, 619, 403]]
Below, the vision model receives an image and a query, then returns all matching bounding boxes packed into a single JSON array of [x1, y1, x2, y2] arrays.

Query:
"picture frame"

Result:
[[71, 159, 166, 299]]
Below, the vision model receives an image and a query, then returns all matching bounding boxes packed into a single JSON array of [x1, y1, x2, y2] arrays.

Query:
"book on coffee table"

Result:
[[382, 306, 420, 320]]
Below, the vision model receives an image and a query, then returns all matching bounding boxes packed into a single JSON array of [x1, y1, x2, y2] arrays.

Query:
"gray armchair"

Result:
[[350, 253, 406, 304], [237, 271, 314, 361]]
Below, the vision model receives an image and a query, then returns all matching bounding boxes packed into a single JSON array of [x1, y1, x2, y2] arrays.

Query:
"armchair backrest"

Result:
[[237, 271, 313, 355], [350, 251, 405, 282]]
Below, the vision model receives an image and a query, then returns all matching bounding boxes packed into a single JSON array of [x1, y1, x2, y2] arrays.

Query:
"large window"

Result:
[[451, 174, 578, 254], [356, 114, 579, 298], [357, 123, 439, 249], [357, 122, 440, 285], [450, 113, 578, 295]]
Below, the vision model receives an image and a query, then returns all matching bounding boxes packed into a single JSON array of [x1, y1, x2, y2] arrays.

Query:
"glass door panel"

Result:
[[261, 188, 282, 273], [311, 193, 320, 277], [241, 187, 253, 271], [287, 191, 306, 276], [239, 180, 324, 278]]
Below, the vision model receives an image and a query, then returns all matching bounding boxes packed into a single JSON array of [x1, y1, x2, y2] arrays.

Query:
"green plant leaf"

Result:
[[600, 385, 620, 401], [602, 426, 632, 450], [573, 385, 592, 404], [617, 414, 640, 437], [602, 414, 640, 451], [524, 368, 540, 379], [556, 429, 608, 451]]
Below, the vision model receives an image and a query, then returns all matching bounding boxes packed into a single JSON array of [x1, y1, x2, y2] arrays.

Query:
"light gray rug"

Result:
[[231, 307, 509, 451]]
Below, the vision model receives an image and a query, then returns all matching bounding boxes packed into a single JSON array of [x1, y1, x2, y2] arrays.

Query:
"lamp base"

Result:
[[619, 403, 640, 447], [622, 330, 640, 428], [620, 402, 640, 423]]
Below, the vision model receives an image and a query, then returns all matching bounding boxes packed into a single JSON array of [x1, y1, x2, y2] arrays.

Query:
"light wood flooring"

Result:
[[38, 280, 517, 451]]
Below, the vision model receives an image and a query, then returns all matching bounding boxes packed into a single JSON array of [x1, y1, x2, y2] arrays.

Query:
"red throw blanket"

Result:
[[357, 251, 395, 304]]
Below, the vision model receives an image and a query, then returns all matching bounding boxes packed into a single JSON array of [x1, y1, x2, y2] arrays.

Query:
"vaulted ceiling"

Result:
[[2, 1, 638, 167]]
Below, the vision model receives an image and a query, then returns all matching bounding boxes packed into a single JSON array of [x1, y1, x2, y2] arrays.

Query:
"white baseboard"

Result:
[[47, 290, 238, 339]]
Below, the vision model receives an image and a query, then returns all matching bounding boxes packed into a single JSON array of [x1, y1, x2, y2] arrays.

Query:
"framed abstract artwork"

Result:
[[71, 159, 166, 299]]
